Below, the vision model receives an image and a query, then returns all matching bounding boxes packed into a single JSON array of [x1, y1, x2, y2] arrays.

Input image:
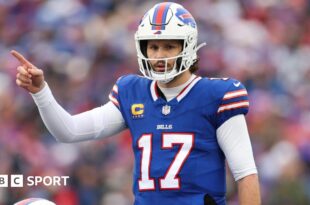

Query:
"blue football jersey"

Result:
[[109, 75, 249, 205]]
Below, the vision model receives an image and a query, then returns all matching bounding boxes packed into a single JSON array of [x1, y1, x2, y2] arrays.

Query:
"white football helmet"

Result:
[[135, 2, 206, 83]]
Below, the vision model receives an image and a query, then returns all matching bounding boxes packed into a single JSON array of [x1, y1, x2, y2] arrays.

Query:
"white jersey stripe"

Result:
[[176, 77, 201, 102], [109, 94, 119, 107], [223, 89, 247, 100], [150, 75, 201, 102], [112, 84, 118, 94], [217, 101, 249, 113], [150, 81, 158, 101]]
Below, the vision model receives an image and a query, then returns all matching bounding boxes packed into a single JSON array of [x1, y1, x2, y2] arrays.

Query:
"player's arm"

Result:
[[32, 83, 126, 142], [237, 173, 261, 205], [12, 50, 126, 142], [216, 114, 261, 205]]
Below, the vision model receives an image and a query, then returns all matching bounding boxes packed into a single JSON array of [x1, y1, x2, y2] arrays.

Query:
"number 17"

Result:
[[138, 133, 194, 191]]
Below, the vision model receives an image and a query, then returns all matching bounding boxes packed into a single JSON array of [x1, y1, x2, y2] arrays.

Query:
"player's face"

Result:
[[146, 40, 182, 72]]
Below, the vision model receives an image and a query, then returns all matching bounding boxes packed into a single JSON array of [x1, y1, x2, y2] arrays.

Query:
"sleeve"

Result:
[[31, 82, 126, 143], [216, 114, 257, 181], [108, 75, 136, 128], [216, 79, 249, 128], [108, 75, 127, 110], [109, 83, 120, 109]]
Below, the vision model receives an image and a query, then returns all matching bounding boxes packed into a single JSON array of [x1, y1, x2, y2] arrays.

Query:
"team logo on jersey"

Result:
[[175, 8, 196, 28], [162, 105, 171, 115], [131, 104, 144, 118]]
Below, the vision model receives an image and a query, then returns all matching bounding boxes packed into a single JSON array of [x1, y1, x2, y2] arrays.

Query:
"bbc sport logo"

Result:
[[0, 175, 69, 187]]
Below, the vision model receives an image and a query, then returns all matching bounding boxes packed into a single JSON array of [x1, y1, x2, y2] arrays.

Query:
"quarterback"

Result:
[[12, 2, 261, 205]]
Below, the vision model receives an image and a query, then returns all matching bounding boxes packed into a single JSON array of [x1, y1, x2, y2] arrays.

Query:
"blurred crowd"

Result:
[[0, 0, 309, 204]]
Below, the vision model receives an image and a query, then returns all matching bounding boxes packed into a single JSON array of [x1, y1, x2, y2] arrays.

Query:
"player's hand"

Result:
[[11, 50, 45, 94]]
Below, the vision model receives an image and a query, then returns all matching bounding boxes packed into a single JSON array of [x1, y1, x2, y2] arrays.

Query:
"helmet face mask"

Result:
[[139, 52, 184, 83], [135, 2, 204, 83]]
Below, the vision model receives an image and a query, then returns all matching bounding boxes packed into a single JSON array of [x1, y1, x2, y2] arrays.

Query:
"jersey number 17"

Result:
[[138, 133, 194, 191]]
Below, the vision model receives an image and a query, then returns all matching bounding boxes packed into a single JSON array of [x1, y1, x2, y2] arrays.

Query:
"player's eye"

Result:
[[148, 44, 158, 50], [165, 44, 176, 50]]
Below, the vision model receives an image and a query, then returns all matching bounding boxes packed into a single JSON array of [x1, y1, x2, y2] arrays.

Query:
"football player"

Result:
[[12, 2, 261, 205]]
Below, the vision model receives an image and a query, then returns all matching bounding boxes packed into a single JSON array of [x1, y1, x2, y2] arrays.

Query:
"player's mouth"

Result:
[[153, 62, 168, 72], [155, 66, 165, 72]]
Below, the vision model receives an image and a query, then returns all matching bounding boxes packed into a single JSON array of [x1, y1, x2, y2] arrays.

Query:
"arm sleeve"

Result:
[[30, 82, 126, 143], [216, 114, 257, 181]]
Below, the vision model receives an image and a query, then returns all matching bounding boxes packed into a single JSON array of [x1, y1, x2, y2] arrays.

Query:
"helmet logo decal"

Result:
[[175, 8, 196, 28], [154, 31, 162, 34], [151, 2, 172, 30]]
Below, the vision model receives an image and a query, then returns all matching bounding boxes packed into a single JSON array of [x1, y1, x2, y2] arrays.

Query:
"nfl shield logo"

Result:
[[162, 105, 171, 115]]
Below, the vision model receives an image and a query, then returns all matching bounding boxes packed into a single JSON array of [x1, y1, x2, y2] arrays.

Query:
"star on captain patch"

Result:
[[162, 105, 171, 115]]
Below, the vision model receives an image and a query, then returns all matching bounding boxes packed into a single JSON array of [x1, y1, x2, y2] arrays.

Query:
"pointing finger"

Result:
[[11, 50, 33, 67]]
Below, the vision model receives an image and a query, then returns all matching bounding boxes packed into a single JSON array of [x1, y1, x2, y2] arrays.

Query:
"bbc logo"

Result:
[[0, 175, 69, 187], [0, 175, 23, 187]]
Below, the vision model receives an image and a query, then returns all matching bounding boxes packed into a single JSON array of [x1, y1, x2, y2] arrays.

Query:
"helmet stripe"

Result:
[[152, 2, 171, 30], [160, 3, 171, 30], [152, 3, 166, 30], [152, 4, 160, 29]]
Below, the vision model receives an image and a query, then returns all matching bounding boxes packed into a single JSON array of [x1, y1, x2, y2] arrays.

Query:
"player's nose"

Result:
[[154, 48, 168, 59]]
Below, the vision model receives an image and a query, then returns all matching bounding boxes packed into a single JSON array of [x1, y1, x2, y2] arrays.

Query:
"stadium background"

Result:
[[0, 0, 310, 204]]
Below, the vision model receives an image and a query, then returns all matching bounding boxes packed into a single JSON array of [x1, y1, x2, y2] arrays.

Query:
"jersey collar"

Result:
[[150, 76, 202, 102]]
